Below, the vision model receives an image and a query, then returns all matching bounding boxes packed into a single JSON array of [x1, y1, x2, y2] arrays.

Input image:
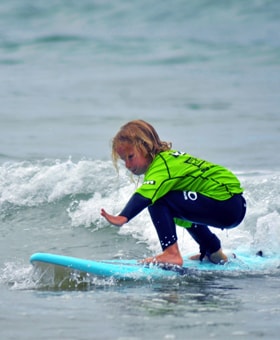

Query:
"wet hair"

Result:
[[112, 120, 171, 168]]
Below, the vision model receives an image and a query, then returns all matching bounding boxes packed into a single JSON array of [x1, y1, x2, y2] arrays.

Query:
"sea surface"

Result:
[[1, 0, 280, 339]]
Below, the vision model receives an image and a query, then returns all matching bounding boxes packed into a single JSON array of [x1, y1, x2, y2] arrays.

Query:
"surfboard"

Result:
[[30, 252, 279, 281]]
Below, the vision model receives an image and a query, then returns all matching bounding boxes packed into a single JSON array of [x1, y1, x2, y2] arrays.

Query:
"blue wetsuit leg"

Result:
[[148, 191, 246, 254], [148, 200, 178, 250], [187, 223, 221, 259]]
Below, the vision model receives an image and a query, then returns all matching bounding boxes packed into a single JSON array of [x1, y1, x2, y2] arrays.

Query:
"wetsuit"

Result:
[[119, 150, 246, 258]]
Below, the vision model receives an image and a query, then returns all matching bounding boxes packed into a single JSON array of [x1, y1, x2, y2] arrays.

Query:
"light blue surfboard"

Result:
[[30, 252, 279, 280]]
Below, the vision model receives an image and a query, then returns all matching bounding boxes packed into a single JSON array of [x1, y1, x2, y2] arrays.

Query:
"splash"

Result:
[[1, 160, 279, 258], [66, 167, 280, 257], [0, 261, 36, 290], [0, 158, 117, 208], [0, 260, 118, 291]]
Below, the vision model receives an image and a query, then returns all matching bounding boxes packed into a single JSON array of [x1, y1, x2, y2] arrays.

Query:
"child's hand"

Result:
[[100, 209, 128, 227]]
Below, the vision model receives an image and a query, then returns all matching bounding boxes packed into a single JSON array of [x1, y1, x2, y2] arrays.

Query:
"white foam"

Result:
[[66, 169, 280, 256], [0, 158, 116, 207], [0, 261, 35, 290], [1, 160, 279, 257]]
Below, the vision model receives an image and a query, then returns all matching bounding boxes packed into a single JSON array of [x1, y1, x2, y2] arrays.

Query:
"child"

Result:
[[101, 120, 246, 266]]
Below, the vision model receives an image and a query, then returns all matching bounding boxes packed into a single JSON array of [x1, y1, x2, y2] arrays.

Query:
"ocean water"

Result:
[[1, 0, 280, 339]]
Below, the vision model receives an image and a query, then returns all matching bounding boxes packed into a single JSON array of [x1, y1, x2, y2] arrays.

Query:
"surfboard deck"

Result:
[[30, 252, 279, 281]]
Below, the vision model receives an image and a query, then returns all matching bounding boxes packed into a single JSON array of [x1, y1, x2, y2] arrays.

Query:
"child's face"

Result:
[[116, 143, 151, 175]]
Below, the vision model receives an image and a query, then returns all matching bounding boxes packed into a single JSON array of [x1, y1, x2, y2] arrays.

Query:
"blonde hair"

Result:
[[112, 120, 171, 168]]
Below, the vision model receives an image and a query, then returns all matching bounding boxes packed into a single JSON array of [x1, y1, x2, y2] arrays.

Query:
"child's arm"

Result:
[[100, 209, 128, 226], [101, 193, 151, 227]]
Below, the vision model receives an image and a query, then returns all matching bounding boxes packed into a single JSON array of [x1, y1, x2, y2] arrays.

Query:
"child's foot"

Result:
[[209, 249, 228, 264], [189, 248, 228, 264], [143, 253, 183, 266], [142, 242, 183, 266], [189, 253, 203, 261]]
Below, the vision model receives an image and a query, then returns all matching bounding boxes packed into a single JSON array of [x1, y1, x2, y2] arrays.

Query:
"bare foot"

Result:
[[189, 253, 203, 261], [142, 242, 183, 266], [209, 249, 228, 264], [143, 253, 183, 266], [189, 248, 228, 264]]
